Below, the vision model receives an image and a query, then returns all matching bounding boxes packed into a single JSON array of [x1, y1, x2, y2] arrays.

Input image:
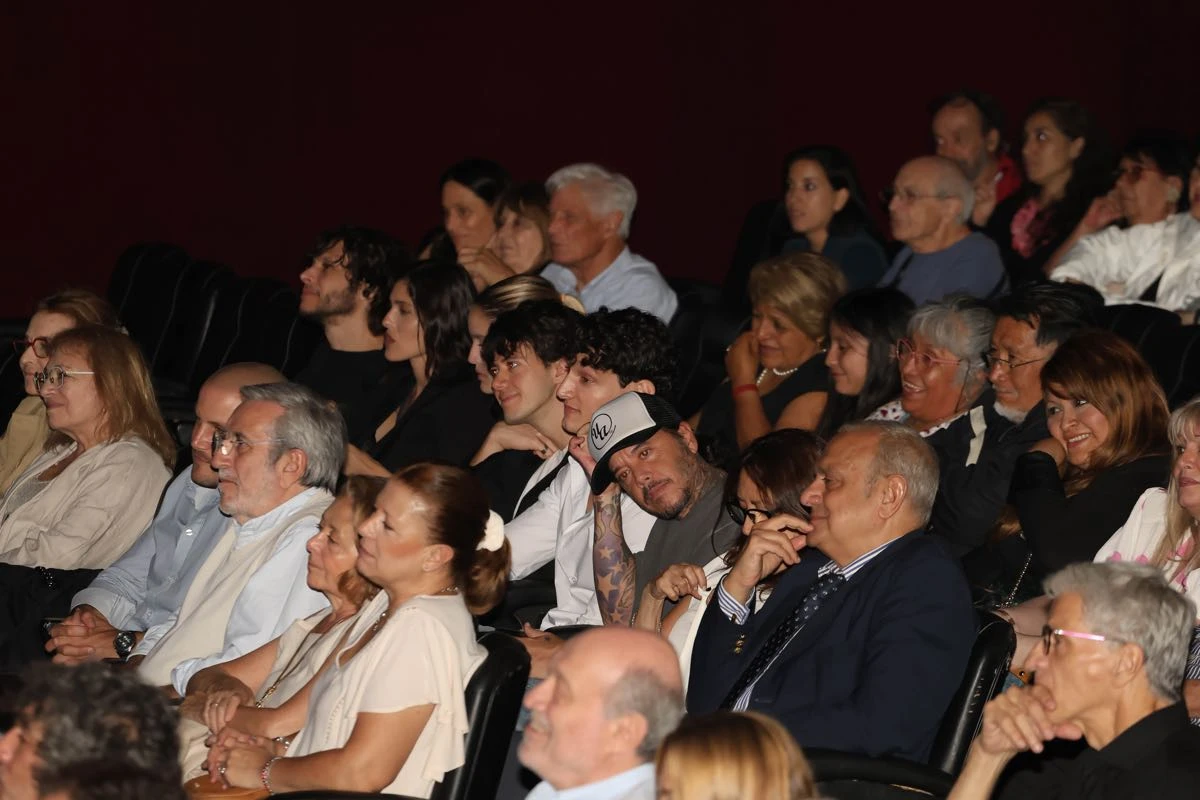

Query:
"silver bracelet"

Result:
[[261, 755, 282, 795]]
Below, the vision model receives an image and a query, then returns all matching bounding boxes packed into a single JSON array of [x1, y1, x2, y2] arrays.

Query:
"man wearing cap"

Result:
[[580, 392, 739, 627]]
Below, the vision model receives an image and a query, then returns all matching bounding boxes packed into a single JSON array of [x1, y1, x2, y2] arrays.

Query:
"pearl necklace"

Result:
[[756, 366, 799, 386]]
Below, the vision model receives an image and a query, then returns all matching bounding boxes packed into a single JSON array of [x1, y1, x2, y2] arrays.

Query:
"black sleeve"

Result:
[[472, 450, 543, 522]]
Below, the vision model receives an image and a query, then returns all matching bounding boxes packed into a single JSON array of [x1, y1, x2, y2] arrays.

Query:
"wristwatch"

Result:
[[113, 630, 137, 660]]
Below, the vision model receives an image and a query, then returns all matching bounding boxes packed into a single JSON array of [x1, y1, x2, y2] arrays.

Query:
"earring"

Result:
[[1168, 187, 1181, 203]]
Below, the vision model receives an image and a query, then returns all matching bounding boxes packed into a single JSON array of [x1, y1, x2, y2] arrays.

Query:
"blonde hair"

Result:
[[747, 253, 846, 343], [655, 711, 817, 800], [1154, 398, 1200, 583]]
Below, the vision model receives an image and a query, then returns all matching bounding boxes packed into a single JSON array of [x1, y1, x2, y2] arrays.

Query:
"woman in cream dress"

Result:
[[178, 475, 385, 778], [208, 463, 511, 799]]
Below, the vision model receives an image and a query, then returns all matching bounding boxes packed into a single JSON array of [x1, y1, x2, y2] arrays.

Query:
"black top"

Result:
[[366, 363, 496, 471], [473, 449, 545, 522], [1011, 451, 1170, 576], [986, 189, 1087, 287], [293, 342, 398, 444], [697, 352, 829, 468], [997, 703, 1200, 799]]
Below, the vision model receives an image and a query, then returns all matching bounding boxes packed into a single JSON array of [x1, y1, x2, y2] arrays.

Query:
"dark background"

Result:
[[2, 0, 1197, 317]]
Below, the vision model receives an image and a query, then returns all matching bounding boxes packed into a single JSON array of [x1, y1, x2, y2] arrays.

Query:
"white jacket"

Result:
[[1051, 212, 1200, 311]]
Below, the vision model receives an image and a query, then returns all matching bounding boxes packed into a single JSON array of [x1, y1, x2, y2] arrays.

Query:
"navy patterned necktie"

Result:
[[719, 571, 847, 710]]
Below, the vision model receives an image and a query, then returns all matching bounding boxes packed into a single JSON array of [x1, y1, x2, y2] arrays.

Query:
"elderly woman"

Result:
[[870, 295, 993, 436], [1050, 135, 1200, 316], [459, 182, 554, 291], [0, 289, 120, 495], [693, 252, 845, 466], [178, 475, 384, 779], [205, 464, 511, 798], [0, 325, 174, 569]]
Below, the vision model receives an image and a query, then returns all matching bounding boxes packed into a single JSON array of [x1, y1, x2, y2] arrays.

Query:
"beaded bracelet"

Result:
[[261, 755, 282, 795]]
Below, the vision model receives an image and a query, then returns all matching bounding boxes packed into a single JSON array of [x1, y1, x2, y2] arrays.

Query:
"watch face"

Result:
[[114, 631, 135, 658]]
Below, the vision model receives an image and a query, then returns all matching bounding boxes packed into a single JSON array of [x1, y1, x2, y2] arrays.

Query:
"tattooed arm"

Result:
[[592, 485, 637, 626]]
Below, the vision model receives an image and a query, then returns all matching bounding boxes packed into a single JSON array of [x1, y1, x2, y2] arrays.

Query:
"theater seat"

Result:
[[1150, 325, 1200, 409], [1100, 303, 1181, 352], [273, 631, 530, 800], [153, 260, 237, 400], [106, 242, 191, 371], [806, 610, 1015, 799]]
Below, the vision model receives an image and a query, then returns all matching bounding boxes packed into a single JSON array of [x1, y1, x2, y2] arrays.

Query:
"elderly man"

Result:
[[580, 392, 738, 626], [950, 562, 1200, 799], [878, 156, 1008, 304], [0, 664, 181, 800], [46, 363, 285, 664], [295, 225, 409, 442], [688, 421, 975, 761], [135, 383, 343, 695], [930, 89, 1022, 227], [519, 627, 684, 800], [539, 163, 677, 323], [929, 283, 1095, 556]]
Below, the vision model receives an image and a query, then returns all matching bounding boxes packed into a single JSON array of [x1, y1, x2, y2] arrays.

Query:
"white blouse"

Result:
[[1094, 488, 1200, 610]]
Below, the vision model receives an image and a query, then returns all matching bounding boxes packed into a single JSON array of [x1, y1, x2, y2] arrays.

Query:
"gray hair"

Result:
[[928, 155, 975, 225], [240, 382, 347, 492], [546, 162, 638, 239], [604, 667, 685, 761], [1045, 562, 1196, 701], [908, 294, 994, 385], [840, 421, 939, 526]]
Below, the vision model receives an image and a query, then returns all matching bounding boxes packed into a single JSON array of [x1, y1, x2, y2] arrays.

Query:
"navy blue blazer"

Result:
[[687, 531, 975, 763]]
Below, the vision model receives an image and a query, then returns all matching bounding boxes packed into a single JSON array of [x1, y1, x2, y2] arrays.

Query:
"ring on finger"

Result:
[[219, 764, 227, 777]]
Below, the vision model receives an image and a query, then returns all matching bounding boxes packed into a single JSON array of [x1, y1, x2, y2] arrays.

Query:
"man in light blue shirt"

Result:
[[520, 627, 683, 800], [47, 363, 286, 663], [540, 163, 678, 323]]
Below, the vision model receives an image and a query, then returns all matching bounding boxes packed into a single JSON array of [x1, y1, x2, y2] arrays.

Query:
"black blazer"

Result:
[[688, 532, 976, 763]]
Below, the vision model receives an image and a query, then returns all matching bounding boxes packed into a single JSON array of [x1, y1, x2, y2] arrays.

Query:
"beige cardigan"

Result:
[[0, 397, 50, 497], [0, 436, 172, 569]]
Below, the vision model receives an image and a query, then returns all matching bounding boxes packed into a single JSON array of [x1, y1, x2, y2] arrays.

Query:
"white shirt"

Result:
[[1051, 212, 1200, 311], [1094, 487, 1200, 609], [506, 457, 655, 629], [541, 247, 678, 323], [526, 763, 656, 800]]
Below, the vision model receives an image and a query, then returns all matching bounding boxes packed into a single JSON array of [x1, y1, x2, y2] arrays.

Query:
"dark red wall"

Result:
[[2, 1, 1197, 316]]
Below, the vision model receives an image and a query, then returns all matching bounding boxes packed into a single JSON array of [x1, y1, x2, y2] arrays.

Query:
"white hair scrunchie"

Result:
[[477, 510, 506, 552]]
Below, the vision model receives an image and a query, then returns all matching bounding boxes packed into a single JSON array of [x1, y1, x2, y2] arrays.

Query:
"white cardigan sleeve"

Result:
[[1050, 226, 1128, 287]]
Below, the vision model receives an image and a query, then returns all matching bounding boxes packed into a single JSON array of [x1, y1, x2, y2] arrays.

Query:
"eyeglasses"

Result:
[[211, 429, 285, 457], [12, 337, 51, 358], [34, 366, 95, 392], [895, 339, 963, 371], [983, 352, 1048, 373], [1041, 625, 1116, 655], [879, 187, 951, 205], [1113, 163, 1161, 184], [725, 501, 779, 527]]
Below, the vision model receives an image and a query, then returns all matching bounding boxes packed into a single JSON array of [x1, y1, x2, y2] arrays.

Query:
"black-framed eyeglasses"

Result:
[[879, 187, 951, 205], [34, 365, 95, 392], [211, 429, 285, 457], [12, 337, 51, 358], [983, 352, 1048, 373], [1112, 162, 1160, 184], [725, 501, 778, 527], [1041, 625, 1113, 655]]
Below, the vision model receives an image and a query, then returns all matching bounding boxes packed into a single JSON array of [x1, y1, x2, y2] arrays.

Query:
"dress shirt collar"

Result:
[[1093, 702, 1190, 770], [232, 486, 329, 540], [817, 534, 908, 581], [528, 763, 655, 800], [183, 475, 221, 512]]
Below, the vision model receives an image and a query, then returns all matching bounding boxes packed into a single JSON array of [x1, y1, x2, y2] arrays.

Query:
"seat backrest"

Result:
[[1101, 303, 1182, 352], [432, 632, 531, 800], [106, 242, 191, 371], [1155, 325, 1200, 409], [219, 279, 322, 378], [153, 260, 236, 392], [927, 610, 1015, 775]]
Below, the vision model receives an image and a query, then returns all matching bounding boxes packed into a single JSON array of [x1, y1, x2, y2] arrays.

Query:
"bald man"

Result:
[[47, 363, 286, 664], [878, 155, 1008, 304], [519, 627, 684, 799]]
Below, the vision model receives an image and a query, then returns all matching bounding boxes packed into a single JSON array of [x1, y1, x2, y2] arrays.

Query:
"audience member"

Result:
[[694, 253, 844, 467], [460, 181, 554, 290], [45, 363, 285, 666], [519, 627, 684, 800], [468, 274, 569, 395], [506, 309, 674, 645], [871, 295, 993, 435], [540, 163, 678, 322], [985, 98, 1113, 285], [0, 664, 181, 800], [950, 563, 1200, 799], [350, 260, 494, 473], [1050, 133, 1200, 313], [655, 711, 817, 800], [579, 392, 738, 626], [206, 464, 509, 798], [0, 290, 120, 496], [928, 283, 1093, 555], [635, 429, 821, 690], [294, 226, 410, 443], [136, 382, 341, 695], [815, 287, 914, 439], [877, 155, 1008, 303], [689, 421, 975, 762], [439, 157, 511, 255], [33, 761, 185, 800], [177, 475, 383, 778], [930, 89, 1023, 227], [473, 300, 581, 521]]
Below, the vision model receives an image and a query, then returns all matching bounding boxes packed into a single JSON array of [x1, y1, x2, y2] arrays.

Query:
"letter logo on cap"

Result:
[[590, 413, 615, 450]]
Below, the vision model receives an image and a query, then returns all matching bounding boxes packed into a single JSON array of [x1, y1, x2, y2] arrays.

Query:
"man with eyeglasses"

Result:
[[950, 562, 1200, 799], [133, 382, 343, 696], [44, 363, 284, 667], [877, 155, 1008, 304]]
